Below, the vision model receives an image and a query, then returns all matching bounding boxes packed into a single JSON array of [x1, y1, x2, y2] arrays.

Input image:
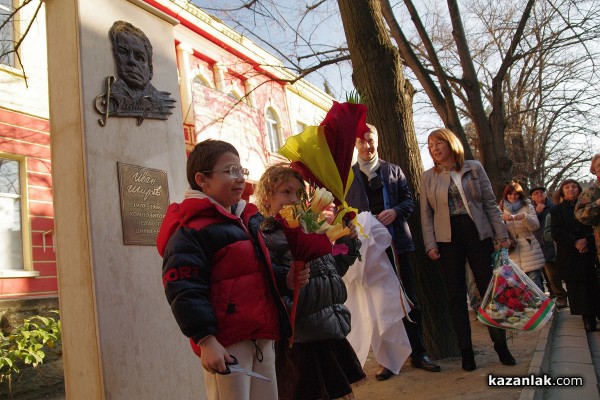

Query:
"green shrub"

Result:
[[0, 311, 61, 386]]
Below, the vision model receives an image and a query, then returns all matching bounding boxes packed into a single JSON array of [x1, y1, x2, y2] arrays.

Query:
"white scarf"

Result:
[[184, 188, 246, 217], [357, 154, 381, 181]]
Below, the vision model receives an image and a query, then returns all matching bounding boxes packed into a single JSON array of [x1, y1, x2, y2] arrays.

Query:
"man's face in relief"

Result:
[[114, 31, 152, 89]]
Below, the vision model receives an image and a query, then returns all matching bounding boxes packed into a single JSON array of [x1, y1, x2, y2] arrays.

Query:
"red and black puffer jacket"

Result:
[[157, 198, 290, 355]]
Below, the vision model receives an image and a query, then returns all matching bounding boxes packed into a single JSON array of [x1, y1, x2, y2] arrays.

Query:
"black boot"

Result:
[[494, 342, 516, 366], [583, 315, 597, 332], [461, 348, 476, 371]]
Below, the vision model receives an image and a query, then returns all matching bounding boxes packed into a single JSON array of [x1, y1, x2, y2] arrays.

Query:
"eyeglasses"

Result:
[[203, 165, 249, 180]]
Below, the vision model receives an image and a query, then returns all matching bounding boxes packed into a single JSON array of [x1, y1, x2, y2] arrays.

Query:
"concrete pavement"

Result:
[[520, 308, 600, 400]]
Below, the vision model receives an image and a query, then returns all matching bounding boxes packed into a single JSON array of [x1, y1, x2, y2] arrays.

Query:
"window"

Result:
[[0, 157, 24, 270], [193, 75, 212, 88], [296, 121, 307, 135], [227, 89, 242, 101], [0, 0, 15, 66], [265, 107, 280, 152]]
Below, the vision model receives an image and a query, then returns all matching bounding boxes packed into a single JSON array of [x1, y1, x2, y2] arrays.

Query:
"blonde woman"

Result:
[[420, 128, 514, 371]]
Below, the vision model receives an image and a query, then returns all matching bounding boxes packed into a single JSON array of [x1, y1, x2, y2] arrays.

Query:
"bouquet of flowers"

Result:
[[477, 249, 554, 331], [275, 185, 351, 346], [278, 101, 369, 225]]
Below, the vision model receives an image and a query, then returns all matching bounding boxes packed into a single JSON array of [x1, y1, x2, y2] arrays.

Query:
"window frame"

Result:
[[0, 0, 18, 69], [265, 107, 281, 153], [0, 154, 35, 277]]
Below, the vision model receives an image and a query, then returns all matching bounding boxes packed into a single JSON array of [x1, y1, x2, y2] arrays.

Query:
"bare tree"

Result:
[[469, 0, 600, 191], [396, 0, 600, 192]]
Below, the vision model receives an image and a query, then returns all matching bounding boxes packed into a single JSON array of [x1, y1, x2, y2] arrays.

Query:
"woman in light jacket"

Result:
[[499, 182, 545, 290], [420, 128, 514, 372]]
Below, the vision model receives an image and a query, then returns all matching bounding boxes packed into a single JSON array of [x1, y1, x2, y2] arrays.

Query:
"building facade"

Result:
[[0, 0, 333, 301]]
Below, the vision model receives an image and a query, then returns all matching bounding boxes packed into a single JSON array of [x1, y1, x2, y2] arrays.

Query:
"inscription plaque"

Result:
[[117, 162, 169, 245]]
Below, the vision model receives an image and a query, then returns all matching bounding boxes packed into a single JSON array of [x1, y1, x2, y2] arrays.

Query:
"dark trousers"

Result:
[[544, 260, 567, 300], [437, 214, 506, 350], [385, 248, 426, 359]]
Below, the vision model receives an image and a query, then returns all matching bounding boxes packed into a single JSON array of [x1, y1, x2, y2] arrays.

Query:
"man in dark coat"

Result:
[[530, 185, 567, 308], [346, 124, 440, 380]]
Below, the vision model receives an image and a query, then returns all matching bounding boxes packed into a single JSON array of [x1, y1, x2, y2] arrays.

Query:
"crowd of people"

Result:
[[157, 123, 600, 399]]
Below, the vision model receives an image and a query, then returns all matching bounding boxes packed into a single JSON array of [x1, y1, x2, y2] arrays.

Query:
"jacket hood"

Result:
[[156, 189, 249, 256]]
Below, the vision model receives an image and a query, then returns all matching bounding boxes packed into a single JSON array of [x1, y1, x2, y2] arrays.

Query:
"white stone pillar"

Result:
[[44, 0, 204, 398], [245, 78, 256, 107], [177, 42, 194, 124], [214, 62, 228, 92]]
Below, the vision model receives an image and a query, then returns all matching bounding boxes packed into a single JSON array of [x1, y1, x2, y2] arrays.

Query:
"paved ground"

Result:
[[8, 308, 600, 400], [539, 308, 600, 400], [353, 310, 542, 400]]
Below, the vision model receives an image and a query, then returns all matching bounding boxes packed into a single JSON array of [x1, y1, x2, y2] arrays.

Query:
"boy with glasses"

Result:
[[157, 139, 290, 400]]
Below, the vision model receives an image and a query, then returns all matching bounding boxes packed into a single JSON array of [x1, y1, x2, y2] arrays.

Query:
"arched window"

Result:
[[265, 107, 281, 152], [193, 75, 212, 88], [295, 121, 307, 135], [227, 89, 242, 101]]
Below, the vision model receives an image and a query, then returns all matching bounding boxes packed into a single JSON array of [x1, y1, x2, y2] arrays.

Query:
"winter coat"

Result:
[[575, 180, 600, 263], [346, 161, 415, 254], [532, 197, 556, 262], [157, 197, 289, 355], [420, 160, 508, 253], [501, 200, 545, 273], [551, 200, 597, 282], [260, 216, 360, 343]]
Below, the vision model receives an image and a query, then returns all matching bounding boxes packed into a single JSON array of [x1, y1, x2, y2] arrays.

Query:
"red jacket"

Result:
[[157, 197, 287, 355]]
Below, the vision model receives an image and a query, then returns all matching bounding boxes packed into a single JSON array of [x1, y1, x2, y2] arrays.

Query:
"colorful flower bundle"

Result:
[[278, 101, 368, 225], [278, 185, 350, 242], [477, 249, 555, 331]]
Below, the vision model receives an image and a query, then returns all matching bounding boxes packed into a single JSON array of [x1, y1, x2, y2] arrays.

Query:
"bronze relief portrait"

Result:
[[95, 21, 176, 126]]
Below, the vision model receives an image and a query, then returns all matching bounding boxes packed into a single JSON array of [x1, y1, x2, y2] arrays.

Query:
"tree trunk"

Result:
[[337, 0, 458, 358]]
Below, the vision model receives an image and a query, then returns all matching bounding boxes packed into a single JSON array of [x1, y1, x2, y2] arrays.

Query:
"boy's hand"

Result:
[[198, 336, 233, 373], [287, 261, 310, 290]]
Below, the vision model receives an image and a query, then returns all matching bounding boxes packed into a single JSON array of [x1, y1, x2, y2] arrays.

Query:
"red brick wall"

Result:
[[0, 107, 57, 299]]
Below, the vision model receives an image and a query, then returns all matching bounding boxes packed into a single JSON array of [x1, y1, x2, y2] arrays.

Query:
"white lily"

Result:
[[310, 187, 334, 214]]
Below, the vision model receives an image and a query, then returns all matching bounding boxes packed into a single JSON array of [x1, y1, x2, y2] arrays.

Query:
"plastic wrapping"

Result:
[[477, 249, 555, 331]]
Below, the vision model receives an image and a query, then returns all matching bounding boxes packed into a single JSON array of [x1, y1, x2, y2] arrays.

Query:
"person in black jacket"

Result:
[[551, 179, 600, 332], [157, 140, 291, 400], [530, 185, 567, 308], [255, 165, 365, 400]]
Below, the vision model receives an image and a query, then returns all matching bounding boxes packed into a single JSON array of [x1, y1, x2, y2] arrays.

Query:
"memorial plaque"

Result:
[[117, 162, 169, 245]]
